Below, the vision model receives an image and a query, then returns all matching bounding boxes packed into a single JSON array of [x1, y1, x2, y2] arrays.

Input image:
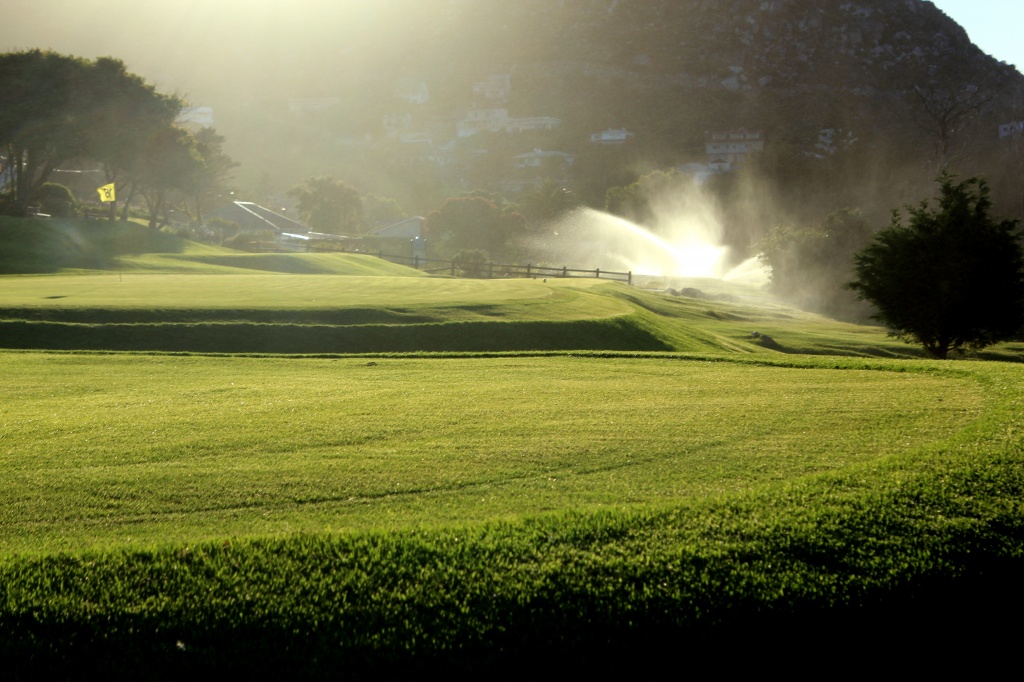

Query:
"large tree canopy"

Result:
[[0, 50, 184, 217], [177, 127, 238, 226], [848, 175, 1024, 359], [287, 176, 363, 234], [424, 196, 526, 259]]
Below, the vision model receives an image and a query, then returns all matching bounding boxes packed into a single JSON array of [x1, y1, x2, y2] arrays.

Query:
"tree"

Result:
[[848, 175, 1024, 359], [361, 194, 404, 228], [32, 182, 79, 218], [0, 50, 185, 218], [758, 208, 875, 319], [912, 83, 990, 173], [80, 56, 183, 220], [176, 127, 239, 226], [424, 196, 526, 259], [604, 169, 686, 228], [287, 176, 363, 234], [0, 51, 94, 214], [520, 179, 578, 226], [133, 126, 202, 229]]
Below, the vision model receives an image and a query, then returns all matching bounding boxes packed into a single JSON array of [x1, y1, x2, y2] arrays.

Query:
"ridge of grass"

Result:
[[0, 272, 962, 357]]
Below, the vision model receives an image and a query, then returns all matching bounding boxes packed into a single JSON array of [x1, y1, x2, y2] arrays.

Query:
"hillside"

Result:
[[207, 0, 1024, 228]]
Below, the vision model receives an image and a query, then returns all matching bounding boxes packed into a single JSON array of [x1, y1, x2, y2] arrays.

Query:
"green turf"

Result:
[[0, 273, 976, 356], [0, 352, 984, 555], [2, 216, 1023, 671], [0, 351, 1021, 672]]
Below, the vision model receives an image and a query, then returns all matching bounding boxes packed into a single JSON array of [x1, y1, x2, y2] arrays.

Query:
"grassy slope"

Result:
[[0, 269, 958, 357], [0, 355, 1021, 673], [2, 216, 1023, 671], [3, 215, 1019, 358]]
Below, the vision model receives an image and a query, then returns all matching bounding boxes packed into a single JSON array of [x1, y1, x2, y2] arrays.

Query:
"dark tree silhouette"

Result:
[[849, 175, 1024, 358]]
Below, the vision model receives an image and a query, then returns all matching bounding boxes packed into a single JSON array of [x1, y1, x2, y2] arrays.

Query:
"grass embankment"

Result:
[[4, 216, 1018, 358], [1, 268, 954, 356], [0, 353, 1021, 672]]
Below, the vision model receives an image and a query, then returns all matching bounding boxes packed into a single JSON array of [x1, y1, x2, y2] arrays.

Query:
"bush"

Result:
[[452, 248, 491, 278], [32, 183, 80, 218]]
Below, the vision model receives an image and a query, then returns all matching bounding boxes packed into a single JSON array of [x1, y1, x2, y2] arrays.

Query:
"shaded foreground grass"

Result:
[[1, 352, 1022, 672]]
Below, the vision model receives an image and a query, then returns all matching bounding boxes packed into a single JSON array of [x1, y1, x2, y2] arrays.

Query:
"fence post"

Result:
[[595, 267, 600, 279], [526, 263, 532, 278], [562, 266, 567, 278], [628, 271, 632, 285]]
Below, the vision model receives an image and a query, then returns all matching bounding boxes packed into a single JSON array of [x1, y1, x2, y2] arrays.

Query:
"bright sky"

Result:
[[930, 0, 1024, 72]]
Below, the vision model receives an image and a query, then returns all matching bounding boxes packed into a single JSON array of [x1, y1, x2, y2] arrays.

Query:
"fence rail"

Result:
[[371, 252, 632, 284], [287, 240, 632, 284]]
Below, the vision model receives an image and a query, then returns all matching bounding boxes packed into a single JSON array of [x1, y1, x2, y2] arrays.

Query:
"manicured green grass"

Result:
[[0, 351, 1021, 672], [0, 352, 983, 555], [0, 273, 612, 311], [1, 272, 977, 356], [2, 216, 1023, 671], [116, 250, 434, 276], [2, 215, 1018, 358]]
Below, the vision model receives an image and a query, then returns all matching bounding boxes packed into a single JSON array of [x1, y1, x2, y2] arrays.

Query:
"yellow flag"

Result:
[[97, 183, 116, 202]]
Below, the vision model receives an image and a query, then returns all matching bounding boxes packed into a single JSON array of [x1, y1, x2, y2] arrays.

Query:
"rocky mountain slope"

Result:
[[210, 0, 1023, 223]]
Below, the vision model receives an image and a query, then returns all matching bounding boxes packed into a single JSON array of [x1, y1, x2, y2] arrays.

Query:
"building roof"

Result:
[[213, 201, 308, 234]]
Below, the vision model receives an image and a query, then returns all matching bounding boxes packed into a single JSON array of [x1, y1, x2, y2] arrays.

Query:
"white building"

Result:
[[705, 129, 765, 170], [394, 79, 429, 105], [590, 128, 634, 144], [456, 108, 562, 138], [472, 74, 511, 101], [513, 149, 574, 169]]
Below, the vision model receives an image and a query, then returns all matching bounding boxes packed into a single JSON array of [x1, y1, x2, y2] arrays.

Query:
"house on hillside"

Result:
[[456, 109, 562, 137], [999, 120, 1024, 138], [513, 149, 574, 170], [394, 79, 429, 105], [506, 115, 561, 134], [705, 129, 764, 171], [473, 74, 511, 101], [590, 128, 634, 144], [677, 162, 719, 184], [457, 108, 511, 137]]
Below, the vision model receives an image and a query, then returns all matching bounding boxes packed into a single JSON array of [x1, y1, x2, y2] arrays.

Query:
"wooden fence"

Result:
[[372, 252, 632, 284]]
